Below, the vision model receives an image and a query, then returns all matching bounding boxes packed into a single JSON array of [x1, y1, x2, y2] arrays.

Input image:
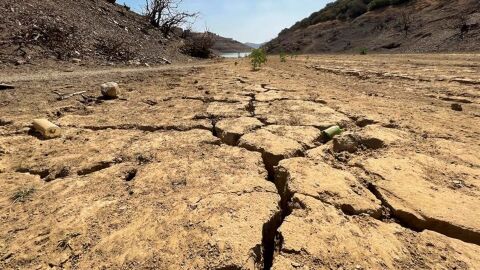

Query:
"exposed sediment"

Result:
[[1, 55, 480, 269]]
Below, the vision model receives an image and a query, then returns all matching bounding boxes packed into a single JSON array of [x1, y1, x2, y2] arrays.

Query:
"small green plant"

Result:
[[280, 52, 287, 62], [250, 48, 267, 70], [359, 47, 368, 55], [11, 187, 35, 203]]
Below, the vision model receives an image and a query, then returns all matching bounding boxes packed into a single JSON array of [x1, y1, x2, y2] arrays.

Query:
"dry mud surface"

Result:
[[0, 54, 479, 269]]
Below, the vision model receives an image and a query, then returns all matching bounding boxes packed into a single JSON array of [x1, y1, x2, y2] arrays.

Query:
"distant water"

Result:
[[221, 52, 251, 58]]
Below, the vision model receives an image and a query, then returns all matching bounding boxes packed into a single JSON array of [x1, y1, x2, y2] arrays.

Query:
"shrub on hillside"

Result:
[[368, 0, 391, 10], [346, 0, 368, 19]]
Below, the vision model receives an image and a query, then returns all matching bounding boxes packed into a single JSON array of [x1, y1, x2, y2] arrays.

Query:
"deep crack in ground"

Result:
[[2, 55, 480, 269]]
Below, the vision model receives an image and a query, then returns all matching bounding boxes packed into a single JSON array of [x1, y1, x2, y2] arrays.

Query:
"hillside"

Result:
[[265, 0, 480, 53], [0, 0, 188, 65], [209, 33, 252, 53], [245, 42, 264, 49]]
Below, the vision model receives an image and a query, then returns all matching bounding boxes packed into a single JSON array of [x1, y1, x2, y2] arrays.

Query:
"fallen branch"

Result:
[[0, 83, 15, 90], [52, 90, 87, 100], [161, 57, 172, 64], [142, 99, 158, 106]]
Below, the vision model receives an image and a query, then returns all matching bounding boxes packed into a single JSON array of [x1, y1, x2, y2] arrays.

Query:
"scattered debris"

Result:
[[0, 83, 15, 90], [79, 94, 98, 104], [142, 99, 158, 106], [52, 90, 87, 100], [125, 169, 138, 182], [100, 82, 120, 98], [0, 118, 13, 126], [451, 103, 463, 111], [161, 57, 172, 64], [129, 60, 142, 65], [32, 119, 62, 139], [236, 77, 248, 84], [452, 180, 463, 189], [333, 133, 359, 153]]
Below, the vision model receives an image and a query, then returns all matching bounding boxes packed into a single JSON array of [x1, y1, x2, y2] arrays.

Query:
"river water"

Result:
[[220, 52, 251, 58]]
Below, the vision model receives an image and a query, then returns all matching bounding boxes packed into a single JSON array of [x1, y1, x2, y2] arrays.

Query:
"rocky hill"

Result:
[[245, 42, 264, 49], [209, 33, 252, 53], [265, 0, 480, 53], [0, 0, 188, 65]]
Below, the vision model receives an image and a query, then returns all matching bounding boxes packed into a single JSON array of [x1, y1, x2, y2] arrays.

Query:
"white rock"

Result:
[[100, 82, 120, 98]]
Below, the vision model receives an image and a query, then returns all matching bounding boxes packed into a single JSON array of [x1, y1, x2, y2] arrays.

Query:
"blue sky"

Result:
[[119, 0, 331, 43]]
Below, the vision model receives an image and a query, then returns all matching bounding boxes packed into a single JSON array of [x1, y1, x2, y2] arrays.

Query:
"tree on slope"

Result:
[[144, 0, 197, 36]]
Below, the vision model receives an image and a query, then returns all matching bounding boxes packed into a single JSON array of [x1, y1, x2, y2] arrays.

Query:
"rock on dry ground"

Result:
[[0, 54, 479, 269]]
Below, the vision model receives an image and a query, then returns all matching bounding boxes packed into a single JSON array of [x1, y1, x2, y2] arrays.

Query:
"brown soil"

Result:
[[0, 54, 479, 269]]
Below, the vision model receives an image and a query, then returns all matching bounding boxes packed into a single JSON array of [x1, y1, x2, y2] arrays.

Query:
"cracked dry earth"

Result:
[[0, 54, 479, 269]]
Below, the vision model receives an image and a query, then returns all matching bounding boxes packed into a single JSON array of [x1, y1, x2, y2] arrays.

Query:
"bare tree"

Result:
[[144, 0, 197, 36], [400, 11, 412, 37]]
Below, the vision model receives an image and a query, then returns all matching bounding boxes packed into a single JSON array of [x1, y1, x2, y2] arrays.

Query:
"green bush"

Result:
[[250, 49, 267, 70], [280, 52, 287, 62], [359, 47, 368, 55]]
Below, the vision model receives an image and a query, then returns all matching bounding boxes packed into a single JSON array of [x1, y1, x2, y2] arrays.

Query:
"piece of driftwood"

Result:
[[161, 57, 172, 64], [0, 83, 15, 90], [52, 90, 87, 100], [32, 119, 61, 138]]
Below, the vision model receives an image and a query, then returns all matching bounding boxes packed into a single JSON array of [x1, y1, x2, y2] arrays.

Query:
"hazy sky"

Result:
[[120, 0, 330, 43]]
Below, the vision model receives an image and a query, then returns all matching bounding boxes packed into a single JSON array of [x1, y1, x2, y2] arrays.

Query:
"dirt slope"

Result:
[[0, 54, 479, 269], [265, 0, 480, 53], [0, 0, 187, 65]]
